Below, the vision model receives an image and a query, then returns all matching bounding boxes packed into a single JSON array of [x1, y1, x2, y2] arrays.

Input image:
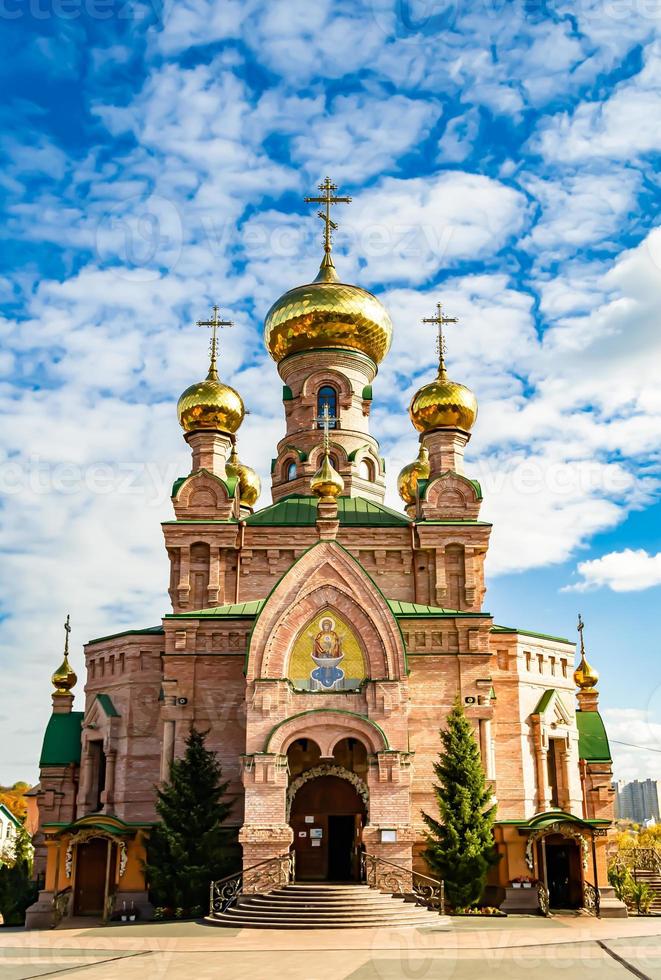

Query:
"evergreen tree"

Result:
[[0, 825, 37, 925], [145, 727, 235, 913], [422, 697, 498, 909]]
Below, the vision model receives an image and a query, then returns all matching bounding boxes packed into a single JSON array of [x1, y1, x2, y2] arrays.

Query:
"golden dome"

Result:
[[264, 260, 393, 365], [178, 368, 244, 434], [409, 370, 478, 433], [310, 451, 345, 499], [574, 654, 599, 691], [52, 654, 77, 695], [397, 445, 430, 505], [227, 448, 261, 508]]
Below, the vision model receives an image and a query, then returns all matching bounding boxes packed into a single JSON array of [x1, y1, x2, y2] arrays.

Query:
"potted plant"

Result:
[[120, 901, 128, 923], [129, 901, 136, 922], [512, 875, 538, 889]]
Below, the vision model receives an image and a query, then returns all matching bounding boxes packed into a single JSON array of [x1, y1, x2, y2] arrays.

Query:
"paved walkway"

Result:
[[0, 915, 659, 979]]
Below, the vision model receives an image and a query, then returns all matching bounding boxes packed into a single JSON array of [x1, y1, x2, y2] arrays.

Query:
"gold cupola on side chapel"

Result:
[[177, 305, 260, 510], [574, 614, 600, 711], [51, 614, 77, 714], [264, 177, 392, 505], [398, 302, 477, 507]]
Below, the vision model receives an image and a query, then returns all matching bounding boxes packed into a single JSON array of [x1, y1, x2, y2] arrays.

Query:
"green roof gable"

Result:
[[491, 625, 573, 645], [577, 710, 612, 763], [0, 803, 21, 829], [87, 625, 164, 646], [246, 495, 409, 527], [96, 694, 120, 717], [40, 712, 83, 767]]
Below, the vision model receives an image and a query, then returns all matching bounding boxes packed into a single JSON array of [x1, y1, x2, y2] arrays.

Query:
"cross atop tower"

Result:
[[577, 612, 585, 656], [422, 302, 459, 379], [197, 304, 233, 379], [63, 613, 71, 656], [305, 176, 352, 263], [312, 403, 335, 456]]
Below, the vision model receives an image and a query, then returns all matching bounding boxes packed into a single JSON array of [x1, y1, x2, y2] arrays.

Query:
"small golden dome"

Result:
[[574, 655, 599, 690], [227, 448, 261, 508], [177, 369, 244, 434], [409, 372, 478, 433], [52, 654, 77, 695], [264, 260, 393, 365], [397, 445, 430, 505], [310, 451, 345, 499]]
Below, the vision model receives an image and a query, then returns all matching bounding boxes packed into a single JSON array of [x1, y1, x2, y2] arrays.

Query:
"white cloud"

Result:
[[567, 549, 661, 592], [602, 709, 661, 783]]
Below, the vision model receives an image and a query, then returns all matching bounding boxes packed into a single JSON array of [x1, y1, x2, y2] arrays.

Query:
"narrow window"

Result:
[[286, 461, 297, 481], [358, 458, 373, 481], [317, 386, 338, 428]]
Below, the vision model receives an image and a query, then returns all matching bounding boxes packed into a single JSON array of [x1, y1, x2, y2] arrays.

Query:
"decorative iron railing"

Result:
[[583, 880, 601, 917], [52, 886, 72, 926], [536, 881, 550, 917], [209, 852, 295, 915], [361, 852, 445, 913], [619, 848, 661, 876]]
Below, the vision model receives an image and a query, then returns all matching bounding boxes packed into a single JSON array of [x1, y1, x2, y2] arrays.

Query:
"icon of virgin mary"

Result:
[[310, 617, 345, 690]]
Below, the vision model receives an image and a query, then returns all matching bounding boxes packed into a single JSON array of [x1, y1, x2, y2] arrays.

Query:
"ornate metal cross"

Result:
[[305, 176, 352, 257], [63, 613, 71, 655], [197, 305, 233, 375], [577, 613, 585, 655], [422, 302, 458, 377], [312, 403, 335, 455]]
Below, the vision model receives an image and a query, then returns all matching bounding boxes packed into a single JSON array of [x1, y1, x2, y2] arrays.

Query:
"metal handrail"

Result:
[[209, 852, 295, 915], [583, 879, 601, 917], [361, 852, 445, 913], [536, 881, 550, 917]]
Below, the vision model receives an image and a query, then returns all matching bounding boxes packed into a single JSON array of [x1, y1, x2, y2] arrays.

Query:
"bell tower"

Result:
[[263, 177, 392, 504]]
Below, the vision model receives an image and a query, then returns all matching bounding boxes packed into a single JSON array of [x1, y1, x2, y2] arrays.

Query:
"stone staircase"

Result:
[[208, 882, 447, 929], [633, 870, 661, 914]]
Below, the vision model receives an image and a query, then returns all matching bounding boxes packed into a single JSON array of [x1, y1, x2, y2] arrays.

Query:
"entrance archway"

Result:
[[74, 838, 115, 915], [290, 774, 367, 882], [542, 834, 583, 909]]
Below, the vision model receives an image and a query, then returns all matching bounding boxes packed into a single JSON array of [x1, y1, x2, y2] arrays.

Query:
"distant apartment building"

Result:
[[615, 779, 661, 824]]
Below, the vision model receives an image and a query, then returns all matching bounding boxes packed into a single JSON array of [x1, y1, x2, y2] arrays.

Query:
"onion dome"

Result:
[[310, 451, 345, 499], [264, 258, 393, 365], [574, 614, 599, 690], [397, 445, 430, 505], [52, 615, 77, 696], [410, 303, 477, 433], [226, 448, 261, 508], [178, 308, 245, 434]]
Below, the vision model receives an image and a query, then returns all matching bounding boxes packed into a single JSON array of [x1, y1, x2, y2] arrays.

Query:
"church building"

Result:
[[27, 180, 623, 927]]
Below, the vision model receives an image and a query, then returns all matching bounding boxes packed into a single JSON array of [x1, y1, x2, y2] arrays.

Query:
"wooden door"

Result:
[[290, 775, 366, 882], [74, 838, 111, 915]]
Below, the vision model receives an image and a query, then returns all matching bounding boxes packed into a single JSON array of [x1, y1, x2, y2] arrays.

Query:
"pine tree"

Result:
[[0, 825, 37, 925], [145, 727, 235, 913], [421, 697, 498, 910]]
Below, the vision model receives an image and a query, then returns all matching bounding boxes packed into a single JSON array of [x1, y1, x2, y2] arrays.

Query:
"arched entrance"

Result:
[[541, 834, 583, 909], [290, 774, 367, 882], [73, 838, 116, 915]]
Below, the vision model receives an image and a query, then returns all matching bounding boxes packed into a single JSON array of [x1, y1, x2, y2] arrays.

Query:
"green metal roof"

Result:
[[387, 600, 488, 618], [246, 495, 410, 527], [87, 625, 164, 646], [533, 689, 556, 714], [39, 712, 83, 767], [0, 803, 21, 829], [577, 710, 612, 763], [491, 625, 573, 645], [96, 694, 120, 718], [168, 597, 487, 621]]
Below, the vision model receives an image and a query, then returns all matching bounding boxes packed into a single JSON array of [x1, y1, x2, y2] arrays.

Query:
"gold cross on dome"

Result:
[[422, 302, 459, 378], [305, 176, 352, 258], [577, 613, 585, 656], [312, 403, 335, 455], [196, 305, 233, 377]]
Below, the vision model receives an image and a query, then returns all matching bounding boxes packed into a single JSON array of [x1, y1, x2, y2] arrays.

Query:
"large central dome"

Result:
[[264, 261, 393, 365]]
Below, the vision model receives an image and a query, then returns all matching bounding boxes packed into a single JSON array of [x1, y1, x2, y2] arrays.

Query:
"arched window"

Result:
[[328, 454, 340, 471], [358, 458, 373, 481], [286, 461, 297, 481], [317, 385, 338, 429]]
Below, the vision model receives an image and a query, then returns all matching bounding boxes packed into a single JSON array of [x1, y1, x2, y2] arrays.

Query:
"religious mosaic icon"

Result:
[[288, 611, 366, 692]]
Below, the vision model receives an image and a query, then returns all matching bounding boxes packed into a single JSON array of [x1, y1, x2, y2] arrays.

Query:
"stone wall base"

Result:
[[500, 885, 541, 914], [24, 891, 56, 930], [598, 886, 628, 918]]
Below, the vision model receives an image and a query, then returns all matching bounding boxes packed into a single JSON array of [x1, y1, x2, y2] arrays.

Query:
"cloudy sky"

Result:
[[2, 0, 661, 786]]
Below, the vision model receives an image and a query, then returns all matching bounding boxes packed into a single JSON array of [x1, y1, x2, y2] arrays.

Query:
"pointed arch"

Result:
[[246, 541, 407, 683]]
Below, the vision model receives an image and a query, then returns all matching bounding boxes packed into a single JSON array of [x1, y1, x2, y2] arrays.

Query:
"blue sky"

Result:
[[1, 0, 661, 785]]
